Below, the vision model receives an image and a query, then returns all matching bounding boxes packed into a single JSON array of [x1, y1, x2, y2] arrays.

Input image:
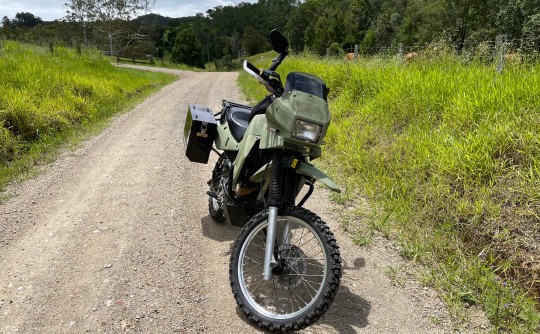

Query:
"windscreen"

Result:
[[284, 72, 328, 101]]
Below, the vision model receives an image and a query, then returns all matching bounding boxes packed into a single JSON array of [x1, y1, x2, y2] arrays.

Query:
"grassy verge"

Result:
[[238, 52, 540, 332], [0, 41, 176, 190]]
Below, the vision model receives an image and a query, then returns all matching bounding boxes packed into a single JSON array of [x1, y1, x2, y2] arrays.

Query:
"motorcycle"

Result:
[[184, 29, 342, 332]]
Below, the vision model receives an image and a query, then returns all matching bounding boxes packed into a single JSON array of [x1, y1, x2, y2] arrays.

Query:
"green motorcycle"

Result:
[[184, 30, 342, 332]]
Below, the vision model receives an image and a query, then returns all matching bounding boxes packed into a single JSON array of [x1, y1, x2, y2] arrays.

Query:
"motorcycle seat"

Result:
[[226, 105, 253, 142]]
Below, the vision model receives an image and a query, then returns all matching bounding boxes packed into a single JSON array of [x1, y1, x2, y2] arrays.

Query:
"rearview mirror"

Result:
[[269, 29, 288, 53]]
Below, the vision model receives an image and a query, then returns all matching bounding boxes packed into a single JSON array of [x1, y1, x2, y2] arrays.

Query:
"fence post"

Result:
[[76, 43, 81, 56], [495, 34, 507, 74], [49, 42, 54, 55], [398, 43, 404, 58], [354, 45, 359, 60], [325, 48, 330, 57]]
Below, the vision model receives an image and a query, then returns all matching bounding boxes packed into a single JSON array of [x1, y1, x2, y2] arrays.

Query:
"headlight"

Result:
[[292, 119, 322, 143]]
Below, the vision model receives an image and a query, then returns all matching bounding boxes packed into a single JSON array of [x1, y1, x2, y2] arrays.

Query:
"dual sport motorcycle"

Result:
[[184, 29, 342, 332]]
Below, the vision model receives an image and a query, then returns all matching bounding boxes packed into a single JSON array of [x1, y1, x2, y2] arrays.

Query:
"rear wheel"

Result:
[[208, 159, 225, 222], [229, 206, 341, 332]]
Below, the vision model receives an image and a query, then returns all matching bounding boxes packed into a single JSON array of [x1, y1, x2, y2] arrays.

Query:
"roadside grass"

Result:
[[238, 52, 540, 332], [0, 41, 176, 190], [246, 50, 280, 65]]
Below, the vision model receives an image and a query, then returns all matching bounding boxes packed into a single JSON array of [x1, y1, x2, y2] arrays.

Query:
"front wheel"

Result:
[[229, 206, 341, 332]]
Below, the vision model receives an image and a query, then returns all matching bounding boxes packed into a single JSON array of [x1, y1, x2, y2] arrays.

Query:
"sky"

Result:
[[0, 0, 258, 22]]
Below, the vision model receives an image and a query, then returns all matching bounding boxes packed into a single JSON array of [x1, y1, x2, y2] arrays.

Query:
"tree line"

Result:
[[1, 0, 540, 67]]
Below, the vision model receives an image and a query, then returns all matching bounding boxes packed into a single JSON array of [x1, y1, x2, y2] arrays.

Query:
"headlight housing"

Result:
[[292, 119, 322, 143]]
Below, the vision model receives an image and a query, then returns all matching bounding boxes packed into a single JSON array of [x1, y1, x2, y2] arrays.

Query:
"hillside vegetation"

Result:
[[0, 41, 175, 188], [239, 52, 540, 332]]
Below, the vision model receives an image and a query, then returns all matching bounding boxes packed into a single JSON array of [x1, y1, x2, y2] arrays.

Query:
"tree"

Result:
[[522, 13, 540, 50], [361, 29, 377, 54], [398, 0, 446, 47], [285, 0, 319, 52], [65, 0, 94, 46], [65, 0, 155, 54], [2, 16, 14, 29], [65, 0, 96, 45], [171, 28, 205, 68], [241, 26, 269, 55], [12, 12, 43, 28]]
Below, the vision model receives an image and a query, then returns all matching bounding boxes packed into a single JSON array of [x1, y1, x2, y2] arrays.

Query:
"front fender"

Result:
[[250, 162, 341, 193]]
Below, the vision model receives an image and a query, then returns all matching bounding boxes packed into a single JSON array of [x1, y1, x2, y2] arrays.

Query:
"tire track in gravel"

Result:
[[0, 65, 489, 333]]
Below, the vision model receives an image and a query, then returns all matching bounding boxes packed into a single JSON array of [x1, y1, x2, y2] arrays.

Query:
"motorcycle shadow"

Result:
[[313, 284, 371, 333], [311, 257, 370, 333], [200, 215, 242, 243]]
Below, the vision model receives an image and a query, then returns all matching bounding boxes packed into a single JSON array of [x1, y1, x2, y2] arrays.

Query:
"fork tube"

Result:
[[282, 221, 291, 245], [263, 207, 278, 280], [263, 152, 282, 281]]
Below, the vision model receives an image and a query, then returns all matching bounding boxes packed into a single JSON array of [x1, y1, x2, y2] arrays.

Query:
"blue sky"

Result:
[[1, 1, 258, 22]]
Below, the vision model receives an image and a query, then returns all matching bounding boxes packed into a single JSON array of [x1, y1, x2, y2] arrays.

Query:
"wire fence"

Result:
[[335, 35, 540, 65]]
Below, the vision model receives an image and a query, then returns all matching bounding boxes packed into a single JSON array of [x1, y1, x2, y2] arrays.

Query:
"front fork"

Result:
[[262, 152, 289, 281], [263, 207, 279, 280]]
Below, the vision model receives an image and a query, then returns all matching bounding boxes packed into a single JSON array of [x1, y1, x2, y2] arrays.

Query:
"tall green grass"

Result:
[[0, 41, 176, 188], [239, 53, 540, 332]]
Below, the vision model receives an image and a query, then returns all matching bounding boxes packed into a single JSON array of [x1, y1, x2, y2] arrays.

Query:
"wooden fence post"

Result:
[[49, 42, 54, 55], [495, 34, 507, 74]]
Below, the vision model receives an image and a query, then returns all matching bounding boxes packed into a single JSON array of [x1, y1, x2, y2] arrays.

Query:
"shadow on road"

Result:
[[316, 284, 371, 333], [233, 284, 371, 333], [314, 256, 371, 333], [200, 215, 241, 242]]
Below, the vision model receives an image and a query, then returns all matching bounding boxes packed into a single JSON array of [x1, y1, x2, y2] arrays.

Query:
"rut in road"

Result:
[[0, 67, 486, 333]]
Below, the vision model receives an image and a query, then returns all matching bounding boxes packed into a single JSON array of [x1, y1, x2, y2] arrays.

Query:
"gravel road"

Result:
[[0, 66, 489, 333]]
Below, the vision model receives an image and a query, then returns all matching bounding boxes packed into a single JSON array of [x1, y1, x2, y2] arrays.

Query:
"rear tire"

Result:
[[208, 159, 225, 223], [229, 206, 341, 332]]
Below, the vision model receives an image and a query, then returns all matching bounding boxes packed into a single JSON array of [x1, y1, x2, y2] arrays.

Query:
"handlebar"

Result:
[[243, 49, 288, 96], [245, 60, 260, 75]]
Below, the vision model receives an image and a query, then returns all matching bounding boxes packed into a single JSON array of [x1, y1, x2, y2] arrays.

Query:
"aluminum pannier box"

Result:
[[184, 104, 217, 164]]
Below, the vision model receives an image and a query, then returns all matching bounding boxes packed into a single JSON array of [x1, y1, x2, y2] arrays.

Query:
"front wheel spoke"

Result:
[[307, 262, 325, 269], [271, 278, 279, 311], [290, 287, 309, 307], [285, 273, 325, 277], [248, 242, 266, 252], [243, 264, 263, 274], [250, 277, 265, 299], [243, 255, 263, 266], [301, 278, 318, 296], [286, 256, 323, 267], [289, 289, 302, 312], [288, 245, 323, 268]]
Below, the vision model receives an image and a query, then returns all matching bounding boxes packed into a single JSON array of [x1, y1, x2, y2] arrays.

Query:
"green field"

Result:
[[239, 52, 540, 332], [0, 41, 176, 189]]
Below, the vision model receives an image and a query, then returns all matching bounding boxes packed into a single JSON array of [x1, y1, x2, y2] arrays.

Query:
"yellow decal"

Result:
[[291, 158, 299, 168]]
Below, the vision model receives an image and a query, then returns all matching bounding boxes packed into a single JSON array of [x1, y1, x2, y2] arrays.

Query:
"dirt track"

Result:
[[0, 66, 489, 333]]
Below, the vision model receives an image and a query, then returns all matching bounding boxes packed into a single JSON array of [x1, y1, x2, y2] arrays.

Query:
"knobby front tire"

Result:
[[229, 206, 342, 332]]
